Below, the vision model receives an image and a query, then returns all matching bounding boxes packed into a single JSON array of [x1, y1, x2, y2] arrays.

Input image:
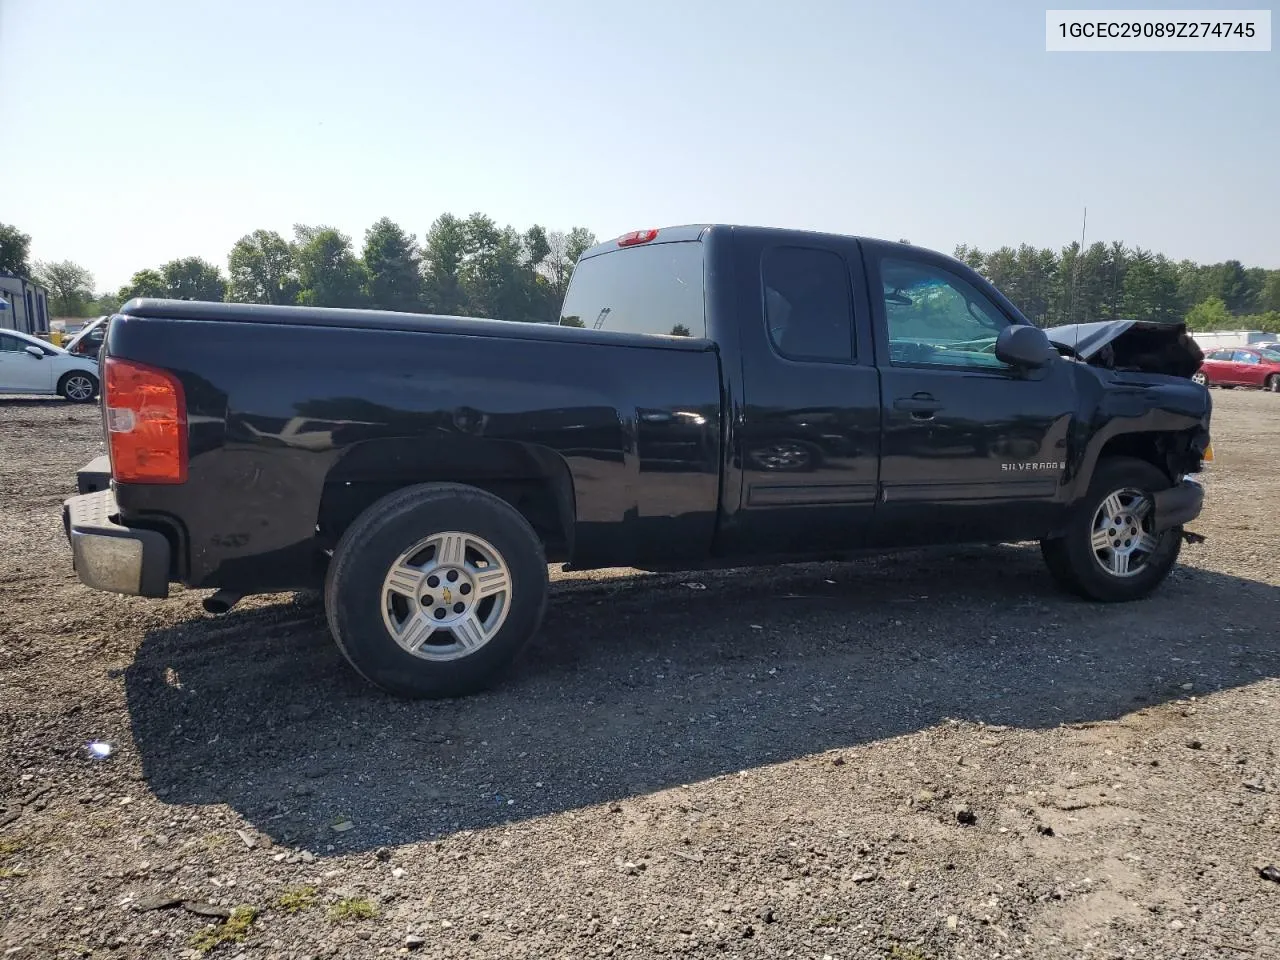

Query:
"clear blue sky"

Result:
[[2, 0, 1276, 292]]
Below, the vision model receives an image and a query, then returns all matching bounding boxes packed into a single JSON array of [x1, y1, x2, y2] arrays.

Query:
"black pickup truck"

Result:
[[63, 224, 1211, 697]]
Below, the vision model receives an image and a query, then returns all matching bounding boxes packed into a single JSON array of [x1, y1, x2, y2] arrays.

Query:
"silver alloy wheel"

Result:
[[380, 531, 512, 661], [1091, 487, 1159, 578], [65, 375, 95, 401], [1191, 372, 1207, 386]]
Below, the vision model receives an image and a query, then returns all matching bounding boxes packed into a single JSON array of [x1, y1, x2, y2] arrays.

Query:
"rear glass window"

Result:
[[559, 241, 705, 338], [762, 246, 853, 362]]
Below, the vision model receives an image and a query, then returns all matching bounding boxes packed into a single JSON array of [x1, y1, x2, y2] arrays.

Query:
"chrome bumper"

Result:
[[63, 488, 170, 598]]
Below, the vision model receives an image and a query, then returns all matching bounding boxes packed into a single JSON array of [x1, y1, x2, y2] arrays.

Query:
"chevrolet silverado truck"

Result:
[[63, 225, 1211, 698]]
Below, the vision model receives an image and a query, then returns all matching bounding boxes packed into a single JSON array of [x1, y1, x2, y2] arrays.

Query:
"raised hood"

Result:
[[1044, 319, 1204, 379]]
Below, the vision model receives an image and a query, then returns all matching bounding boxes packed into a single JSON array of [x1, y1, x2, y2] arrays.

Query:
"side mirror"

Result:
[[995, 324, 1057, 369], [24, 345, 45, 359]]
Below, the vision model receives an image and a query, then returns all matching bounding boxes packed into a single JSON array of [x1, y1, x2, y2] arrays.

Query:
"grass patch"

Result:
[[889, 944, 933, 960], [275, 885, 318, 914], [0, 838, 24, 857], [199, 833, 229, 851], [0, 866, 29, 879], [188, 905, 257, 954], [328, 897, 377, 922]]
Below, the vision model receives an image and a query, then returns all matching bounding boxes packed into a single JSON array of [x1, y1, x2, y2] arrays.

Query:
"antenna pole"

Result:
[[1068, 205, 1086, 327]]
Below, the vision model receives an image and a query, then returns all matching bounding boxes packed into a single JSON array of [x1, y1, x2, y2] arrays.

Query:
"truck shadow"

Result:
[[122, 544, 1279, 855]]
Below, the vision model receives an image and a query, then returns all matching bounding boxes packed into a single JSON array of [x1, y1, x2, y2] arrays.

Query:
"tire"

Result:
[[324, 483, 549, 698], [1191, 372, 1207, 386], [1267, 374, 1280, 393], [1040, 456, 1183, 603], [58, 371, 98, 403]]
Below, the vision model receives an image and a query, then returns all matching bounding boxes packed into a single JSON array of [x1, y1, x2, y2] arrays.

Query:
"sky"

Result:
[[1, 0, 1276, 292]]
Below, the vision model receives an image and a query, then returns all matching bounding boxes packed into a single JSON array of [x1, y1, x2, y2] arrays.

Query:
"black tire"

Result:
[[324, 483, 548, 698], [1040, 456, 1183, 603], [1267, 374, 1280, 393], [58, 371, 98, 403]]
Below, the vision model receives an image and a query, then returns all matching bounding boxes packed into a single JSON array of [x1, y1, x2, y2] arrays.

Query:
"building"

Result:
[[0, 272, 51, 335]]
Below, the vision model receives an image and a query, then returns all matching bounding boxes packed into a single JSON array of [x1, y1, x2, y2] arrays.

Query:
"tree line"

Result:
[[3, 218, 1277, 334], [953, 241, 1280, 333], [0, 215, 597, 325]]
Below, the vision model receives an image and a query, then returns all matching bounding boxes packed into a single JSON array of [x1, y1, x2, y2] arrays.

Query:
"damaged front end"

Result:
[[1044, 319, 1204, 379], [1049, 319, 1213, 546]]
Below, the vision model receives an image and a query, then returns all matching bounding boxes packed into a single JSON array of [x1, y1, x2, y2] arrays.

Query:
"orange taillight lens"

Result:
[[104, 358, 188, 484]]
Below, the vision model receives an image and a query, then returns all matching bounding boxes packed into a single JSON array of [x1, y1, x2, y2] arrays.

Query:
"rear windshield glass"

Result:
[[559, 241, 706, 338]]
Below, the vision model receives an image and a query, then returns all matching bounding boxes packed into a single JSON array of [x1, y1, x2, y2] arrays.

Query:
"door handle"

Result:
[[893, 394, 941, 419]]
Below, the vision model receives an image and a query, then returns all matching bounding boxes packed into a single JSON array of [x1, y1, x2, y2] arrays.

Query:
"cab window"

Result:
[[878, 257, 1010, 369]]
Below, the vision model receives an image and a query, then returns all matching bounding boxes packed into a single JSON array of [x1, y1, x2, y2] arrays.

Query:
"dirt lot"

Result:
[[1, 390, 1278, 960]]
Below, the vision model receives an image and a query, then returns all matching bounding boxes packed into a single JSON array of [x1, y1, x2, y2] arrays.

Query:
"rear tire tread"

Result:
[[324, 482, 548, 698]]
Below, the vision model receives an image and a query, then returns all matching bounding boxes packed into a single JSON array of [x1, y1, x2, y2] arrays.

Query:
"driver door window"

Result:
[[879, 258, 1011, 369]]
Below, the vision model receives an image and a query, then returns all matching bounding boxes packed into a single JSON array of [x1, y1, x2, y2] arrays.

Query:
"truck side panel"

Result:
[[105, 316, 722, 590]]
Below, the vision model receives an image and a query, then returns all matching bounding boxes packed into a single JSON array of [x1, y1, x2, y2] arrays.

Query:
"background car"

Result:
[[0, 328, 100, 402], [1193, 346, 1280, 392], [64, 316, 108, 359]]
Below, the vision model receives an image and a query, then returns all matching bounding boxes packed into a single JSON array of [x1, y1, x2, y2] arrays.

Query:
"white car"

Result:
[[0, 328, 100, 402]]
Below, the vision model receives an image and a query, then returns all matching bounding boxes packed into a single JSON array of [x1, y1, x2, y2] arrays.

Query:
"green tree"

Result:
[[565, 227, 596, 266], [118, 268, 167, 302], [421, 214, 469, 315], [295, 225, 367, 308], [1210, 260, 1253, 313], [228, 230, 299, 304], [1121, 251, 1180, 323], [34, 260, 95, 316], [0, 223, 32, 276], [953, 244, 985, 271], [1185, 297, 1231, 331], [361, 218, 421, 312], [89, 292, 123, 316], [1260, 272, 1280, 312], [161, 256, 227, 301]]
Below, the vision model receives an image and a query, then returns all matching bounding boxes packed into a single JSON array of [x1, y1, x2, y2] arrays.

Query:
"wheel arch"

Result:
[[316, 437, 576, 562]]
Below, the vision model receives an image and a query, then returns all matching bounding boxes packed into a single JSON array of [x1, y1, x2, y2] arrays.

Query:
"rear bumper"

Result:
[[1151, 477, 1204, 533], [77, 454, 111, 495], [63, 488, 170, 598]]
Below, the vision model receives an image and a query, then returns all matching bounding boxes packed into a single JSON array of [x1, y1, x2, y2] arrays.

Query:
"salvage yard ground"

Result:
[[1, 390, 1278, 960]]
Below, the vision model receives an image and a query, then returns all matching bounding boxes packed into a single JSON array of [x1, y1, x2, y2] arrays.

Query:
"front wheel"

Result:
[[58, 371, 98, 403], [324, 483, 549, 698], [1191, 372, 1208, 387], [1040, 457, 1183, 602]]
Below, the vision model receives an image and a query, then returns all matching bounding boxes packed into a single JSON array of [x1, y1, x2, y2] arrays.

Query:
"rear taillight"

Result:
[[104, 358, 188, 484]]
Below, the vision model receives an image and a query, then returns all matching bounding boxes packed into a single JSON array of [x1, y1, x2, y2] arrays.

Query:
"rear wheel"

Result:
[[1040, 457, 1182, 602], [58, 371, 98, 403], [1267, 374, 1280, 393], [1191, 372, 1207, 386], [324, 483, 549, 698]]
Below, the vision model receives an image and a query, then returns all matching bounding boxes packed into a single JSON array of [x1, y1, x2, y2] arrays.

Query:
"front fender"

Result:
[[1070, 374, 1211, 501]]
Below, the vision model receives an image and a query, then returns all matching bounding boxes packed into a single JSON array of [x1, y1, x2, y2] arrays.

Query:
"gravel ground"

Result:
[[1, 390, 1278, 960]]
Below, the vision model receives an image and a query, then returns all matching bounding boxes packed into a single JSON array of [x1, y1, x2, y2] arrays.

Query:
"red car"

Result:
[[1194, 346, 1280, 392]]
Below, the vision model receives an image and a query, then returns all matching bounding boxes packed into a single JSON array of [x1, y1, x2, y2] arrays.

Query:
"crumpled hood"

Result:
[[1044, 319, 1204, 379]]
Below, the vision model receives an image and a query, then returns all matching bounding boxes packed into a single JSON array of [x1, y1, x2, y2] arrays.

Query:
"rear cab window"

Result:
[[559, 240, 706, 338]]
